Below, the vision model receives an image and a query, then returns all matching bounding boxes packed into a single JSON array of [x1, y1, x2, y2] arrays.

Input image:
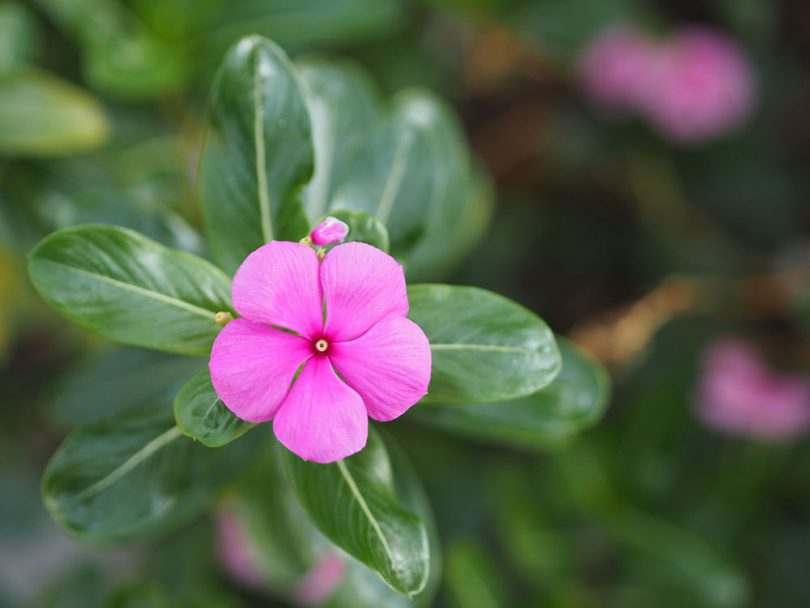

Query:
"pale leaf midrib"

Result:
[[310, 109, 336, 218], [39, 260, 219, 321], [375, 134, 412, 225], [254, 51, 273, 242], [336, 460, 408, 590], [74, 426, 182, 501]]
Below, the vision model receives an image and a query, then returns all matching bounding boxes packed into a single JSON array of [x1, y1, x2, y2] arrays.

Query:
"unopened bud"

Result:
[[310, 217, 349, 247]]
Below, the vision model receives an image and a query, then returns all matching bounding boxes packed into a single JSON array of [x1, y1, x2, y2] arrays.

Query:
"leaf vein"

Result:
[[335, 459, 404, 588], [75, 426, 181, 500], [40, 261, 219, 321], [254, 49, 273, 242]]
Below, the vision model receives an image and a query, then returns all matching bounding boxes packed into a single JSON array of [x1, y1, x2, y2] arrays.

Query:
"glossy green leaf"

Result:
[[297, 59, 492, 281], [390, 92, 494, 281], [28, 225, 232, 355], [174, 370, 255, 448], [200, 35, 313, 274], [42, 414, 259, 541], [310, 92, 440, 267], [282, 428, 429, 597], [0, 69, 109, 156], [298, 58, 381, 221], [317, 209, 389, 252], [228, 437, 439, 607], [408, 284, 560, 403], [414, 339, 609, 449], [48, 347, 204, 429]]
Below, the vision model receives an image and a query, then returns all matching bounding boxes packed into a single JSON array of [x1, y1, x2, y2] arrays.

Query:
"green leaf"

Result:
[[174, 370, 255, 448], [0, 2, 36, 75], [316, 209, 390, 252], [106, 580, 174, 608], [408, 284, 560, 403], [230, 435, 440, 607], [282, 428, 429, 597], [297, 59, 492, 281], [28, 225, 233, 355], [0, 69, 109, 156], [607, 509, 750, 608], [390, 92, 494, 281], [42, 414, 259, 541], [413, 339, 609, 449], [200, 35, 313, 274], [510, 0, 643, 61], [47, 347, 205, 429], [445, 540, 510, 608], [298, 58, 381, 220], [31, 0, 187, 99]]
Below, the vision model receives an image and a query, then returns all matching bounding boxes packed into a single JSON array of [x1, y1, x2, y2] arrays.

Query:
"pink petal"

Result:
[[210, 318, 312, 423], [320, 242, 408, 342], [232, 241, 323, 339], [273, 356, 368, 463], [330, 316, 431, 422]]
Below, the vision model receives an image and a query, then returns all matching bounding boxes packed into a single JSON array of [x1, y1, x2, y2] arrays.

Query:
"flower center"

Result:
[[315, 338, 329, 353]]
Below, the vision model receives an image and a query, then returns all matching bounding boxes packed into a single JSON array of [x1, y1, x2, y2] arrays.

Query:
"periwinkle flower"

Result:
[[209, 241, 431, 463], [217, 508, 346, 603], [695, 338, 810, 441], [217, 509, 266, 590], [577, 27, 659, 111], [578, 24, 755, 143], [644, 27, 754, 143]]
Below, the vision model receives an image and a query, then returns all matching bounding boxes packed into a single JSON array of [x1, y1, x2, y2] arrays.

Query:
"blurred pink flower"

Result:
[[577, 27, 659, 111], [209, 241, 431, 463], [294, 553, 346, 605], [695, 338, 810, 441], [217, 509, 346, 603], [217, 509, 266, 590], [578, 25, 755, 143], [643, 27, 755, 143]]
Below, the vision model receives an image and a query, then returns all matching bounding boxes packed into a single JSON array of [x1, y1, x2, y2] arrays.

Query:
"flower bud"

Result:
[[310, 217, 349, 247]]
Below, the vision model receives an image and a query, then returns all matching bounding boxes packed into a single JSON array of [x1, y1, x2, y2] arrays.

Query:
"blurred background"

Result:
[[2, 0, 810, 606]]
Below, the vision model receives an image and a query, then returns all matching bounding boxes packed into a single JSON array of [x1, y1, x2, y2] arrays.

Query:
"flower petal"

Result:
[[232, 241, 323, 339], [320, 242, 408, 342], [273, 356, 368, 463], [210, 318, 312, 423], [329, 316, 431, 422]]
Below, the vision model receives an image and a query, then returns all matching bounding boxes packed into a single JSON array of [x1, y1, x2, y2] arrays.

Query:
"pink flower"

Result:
[[642, 27, 755, 142], [217, 509, 266, 590], [309, 216, 349, 246], [695, 338, 810, 441], [216, 508, 346, 603], [209, 241, 432, 463], [293, 553, 346, 605], [577, 27, 659, 111]]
